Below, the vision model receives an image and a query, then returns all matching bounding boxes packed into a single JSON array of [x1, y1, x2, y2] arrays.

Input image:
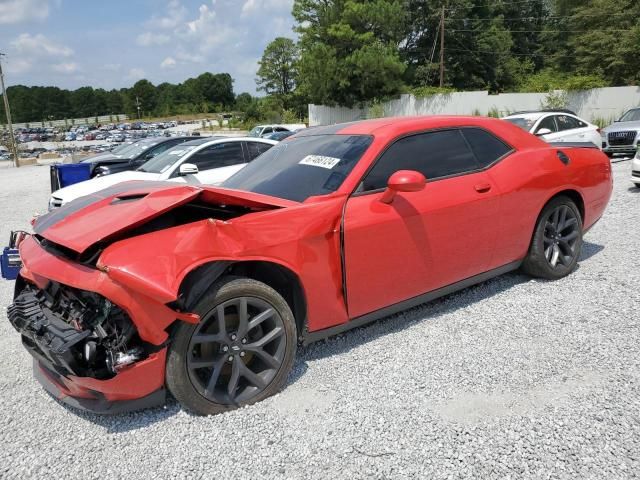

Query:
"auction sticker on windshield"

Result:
[[299, 155, 341, 169]]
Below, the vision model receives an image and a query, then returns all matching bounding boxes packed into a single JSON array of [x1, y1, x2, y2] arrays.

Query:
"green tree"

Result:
[[256, 37, 299, 97], [293, 0, 407, 106]]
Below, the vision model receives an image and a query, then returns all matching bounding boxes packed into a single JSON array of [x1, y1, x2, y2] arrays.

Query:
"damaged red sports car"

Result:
[[8, 117, 612, 415]]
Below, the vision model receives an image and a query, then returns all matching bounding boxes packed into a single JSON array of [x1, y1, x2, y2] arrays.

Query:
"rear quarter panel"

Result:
[[486, 146, 612, 269]]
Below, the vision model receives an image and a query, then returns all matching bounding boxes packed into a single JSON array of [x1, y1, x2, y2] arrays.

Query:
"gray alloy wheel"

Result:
[[166, 277, 297, 415], [522, 196, 583, 280], [542, 204, 581, 269]]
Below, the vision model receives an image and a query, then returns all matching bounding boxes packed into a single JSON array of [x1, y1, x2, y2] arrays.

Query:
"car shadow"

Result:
[[629, 186, 640, 193], [298, 270, 530, 362], [580, 241, 604, 262]]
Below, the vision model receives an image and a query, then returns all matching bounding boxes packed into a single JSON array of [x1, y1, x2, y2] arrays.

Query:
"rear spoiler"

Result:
[[548, 142, 600, 149]]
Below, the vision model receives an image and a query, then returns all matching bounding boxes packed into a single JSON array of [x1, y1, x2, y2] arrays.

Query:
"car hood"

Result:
[[36, 182, 297, 254], [52, 171, 160, 204], [603, 120, 640, 133]]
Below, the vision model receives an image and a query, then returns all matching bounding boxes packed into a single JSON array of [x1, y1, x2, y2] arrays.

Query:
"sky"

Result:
[[0, 0, 296, 94]]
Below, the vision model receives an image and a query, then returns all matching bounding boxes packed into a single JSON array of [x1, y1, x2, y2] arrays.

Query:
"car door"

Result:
[[342, 128, 503, 318], [555, 115, 591, 143], [174, 141, 247, 185]]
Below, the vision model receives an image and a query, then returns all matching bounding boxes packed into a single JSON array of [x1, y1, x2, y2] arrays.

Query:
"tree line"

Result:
[[256, 0, 640, 108], [0, 72, 235, 124]]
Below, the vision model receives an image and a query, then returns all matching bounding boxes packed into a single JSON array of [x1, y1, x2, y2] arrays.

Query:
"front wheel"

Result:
[[166, 277, 297, 415], [522, 196, 583, 280], [634, 183, 640, 189]]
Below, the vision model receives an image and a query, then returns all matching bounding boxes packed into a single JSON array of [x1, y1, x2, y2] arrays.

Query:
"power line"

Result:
[[449, 28, 636, 33], [445, 12, 632, 21], [445, 47, 578, 58], [445, 0, 544, 11]]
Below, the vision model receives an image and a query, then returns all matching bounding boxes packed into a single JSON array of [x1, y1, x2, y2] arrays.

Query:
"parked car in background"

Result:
[[602, 108, 640, 158], [49, 137, 277, 208], [502, 110, 602, 148], [248, 124, 306, 138], [264, 130, 296, 141], [81, 136, 201, 177], [631, 149, 640, 188]]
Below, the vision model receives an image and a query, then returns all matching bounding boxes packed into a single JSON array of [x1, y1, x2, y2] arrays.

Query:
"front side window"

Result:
[[619, 109, 640, 122], [361, 130, 479, 191], [536, 116, 558, 133]]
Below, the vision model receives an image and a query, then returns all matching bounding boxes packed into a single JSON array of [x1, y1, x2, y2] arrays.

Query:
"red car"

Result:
[[8, 117, 612, 415]]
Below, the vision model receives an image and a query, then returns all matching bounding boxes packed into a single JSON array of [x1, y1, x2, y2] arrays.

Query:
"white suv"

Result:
[[502, 110, 602, 148]]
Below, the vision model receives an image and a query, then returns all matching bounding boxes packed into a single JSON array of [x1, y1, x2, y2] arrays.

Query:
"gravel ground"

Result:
[[0, 161, 639, 479]]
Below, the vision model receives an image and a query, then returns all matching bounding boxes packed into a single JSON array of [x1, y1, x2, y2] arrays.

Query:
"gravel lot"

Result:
[[0, 161, 639, 479]]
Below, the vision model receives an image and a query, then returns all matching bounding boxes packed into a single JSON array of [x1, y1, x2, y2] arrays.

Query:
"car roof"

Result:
[[180, 137, 224, 147]]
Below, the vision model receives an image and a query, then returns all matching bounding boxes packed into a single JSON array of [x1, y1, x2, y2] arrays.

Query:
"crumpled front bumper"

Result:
[[10, 235, 182, 413]]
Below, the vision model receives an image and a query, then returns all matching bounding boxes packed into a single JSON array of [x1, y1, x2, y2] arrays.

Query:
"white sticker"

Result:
[[299, 155, 341, 169]]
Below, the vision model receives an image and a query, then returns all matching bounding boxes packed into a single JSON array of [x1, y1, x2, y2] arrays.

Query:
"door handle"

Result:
[[474, 183, 492, 193]]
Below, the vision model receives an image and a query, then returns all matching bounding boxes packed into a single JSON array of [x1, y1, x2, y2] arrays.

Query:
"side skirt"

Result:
[[303, 260, 522, 345]]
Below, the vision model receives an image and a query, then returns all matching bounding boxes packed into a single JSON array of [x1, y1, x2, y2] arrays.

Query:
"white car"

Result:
[[631, 151, 640, 188], [502, 110, 602, 148], [248, 123, 307, 138], [49, 137, 277, 209]]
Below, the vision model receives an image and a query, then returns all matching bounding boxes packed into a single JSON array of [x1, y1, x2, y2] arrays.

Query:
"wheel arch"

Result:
[[547, 189, 585, 222], [174, 260, 307, 340]]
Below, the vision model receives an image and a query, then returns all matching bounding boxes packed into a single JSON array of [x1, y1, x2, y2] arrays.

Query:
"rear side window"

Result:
[[362, 130, 479, 191], [246, 141, 274, 160], [556, 115, 583, 131], [461, 128, 512, 168]]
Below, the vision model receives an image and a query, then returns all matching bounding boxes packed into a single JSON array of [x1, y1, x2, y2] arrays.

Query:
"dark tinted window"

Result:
[[362, 130, 478, 191], [223, 135, 373, 202], [536, 116, 557, 133], [188, 142, 244, 171], [461, 128, 512, 167], [556, 115, 582, 131], [246, 141, 274, 160]]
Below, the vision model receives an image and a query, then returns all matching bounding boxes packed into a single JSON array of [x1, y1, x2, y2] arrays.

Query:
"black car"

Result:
[[81, 137, 200, 177]]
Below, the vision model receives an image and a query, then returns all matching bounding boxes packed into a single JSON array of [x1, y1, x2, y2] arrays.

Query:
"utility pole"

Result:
[[439, 5, 445, 88], [0, 53, 20, 168], [135, 96, 142, 119]]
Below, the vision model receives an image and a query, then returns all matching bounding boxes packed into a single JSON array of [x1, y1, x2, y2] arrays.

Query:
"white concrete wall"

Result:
[[309, 86, 640, 126]]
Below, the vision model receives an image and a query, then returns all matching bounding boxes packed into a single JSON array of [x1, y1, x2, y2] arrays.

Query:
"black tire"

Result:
[[604, 152, 614, 158], [166, 276, 297, 415], [635, 183, 640, 189], [522, 196, 583, 280]]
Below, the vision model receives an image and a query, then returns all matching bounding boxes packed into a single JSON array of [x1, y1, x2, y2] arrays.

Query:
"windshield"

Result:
[[113, 142, 151, 159], [619, 109, 640, 122], [248, 127, 262, 137], [503, 117, 536, 131], [222, 134, 373, 202], [138, 145, 197, 173]]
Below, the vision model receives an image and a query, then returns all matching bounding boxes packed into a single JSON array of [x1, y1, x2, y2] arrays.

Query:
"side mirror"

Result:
[[380, 170, 426, 204], [535, 128, 552, 136], [179, 163, 199, 176]]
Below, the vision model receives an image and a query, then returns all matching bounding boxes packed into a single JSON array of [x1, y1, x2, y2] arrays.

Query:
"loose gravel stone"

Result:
[[0, 161, 639, 479]]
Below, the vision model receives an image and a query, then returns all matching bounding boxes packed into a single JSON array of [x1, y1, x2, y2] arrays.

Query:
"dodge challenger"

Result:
[[7, 117, 613, 415]]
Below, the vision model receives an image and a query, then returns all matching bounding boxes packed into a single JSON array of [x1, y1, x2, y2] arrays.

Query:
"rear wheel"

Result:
[[522, 196, 583, 280], [166, 277, 297, 415]]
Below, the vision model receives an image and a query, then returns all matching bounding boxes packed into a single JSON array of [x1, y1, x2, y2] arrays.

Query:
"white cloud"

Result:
[[11, 33, 73, 57], [146, 0, 188, 29], [160, 57, 177, 69], [127, 68, 146, 80], [136, 32, 171, 47], [4, 58, 32, 74], [0, 0, 50, 24], [241, 0, 293, 16], [51, 62, 79, 74]]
